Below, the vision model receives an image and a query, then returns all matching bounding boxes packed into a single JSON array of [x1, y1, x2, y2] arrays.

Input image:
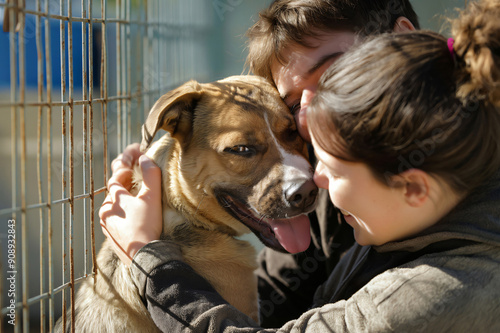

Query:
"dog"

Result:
[[55, 75, 318, 332]]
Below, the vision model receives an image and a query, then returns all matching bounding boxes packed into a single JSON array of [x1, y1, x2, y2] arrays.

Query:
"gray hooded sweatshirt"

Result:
[[131, 170, 500, 332]]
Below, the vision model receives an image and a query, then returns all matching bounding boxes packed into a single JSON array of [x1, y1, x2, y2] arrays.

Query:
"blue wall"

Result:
[[0, 16, 101, 89]]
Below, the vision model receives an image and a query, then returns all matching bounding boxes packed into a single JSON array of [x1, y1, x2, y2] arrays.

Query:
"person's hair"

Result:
[[308, 0, 500, 193], [246, 0, 420, 80]]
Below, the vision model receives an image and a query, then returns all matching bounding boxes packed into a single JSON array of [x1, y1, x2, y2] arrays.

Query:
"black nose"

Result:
[[285, 179, 318, 210]]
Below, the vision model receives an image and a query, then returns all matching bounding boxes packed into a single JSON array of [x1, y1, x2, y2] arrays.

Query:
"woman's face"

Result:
[[311, 134, 437, 246]]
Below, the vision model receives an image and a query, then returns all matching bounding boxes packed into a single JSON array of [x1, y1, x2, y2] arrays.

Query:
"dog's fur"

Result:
[[55, 75, 318, 332]]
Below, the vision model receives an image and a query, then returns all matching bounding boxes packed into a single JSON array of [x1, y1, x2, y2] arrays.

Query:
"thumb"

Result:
[[138, 155, 162, 198]]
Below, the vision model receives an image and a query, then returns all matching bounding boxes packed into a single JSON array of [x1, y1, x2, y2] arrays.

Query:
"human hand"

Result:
[[99, 144, 163, 266], [107, 143, 143, 191]]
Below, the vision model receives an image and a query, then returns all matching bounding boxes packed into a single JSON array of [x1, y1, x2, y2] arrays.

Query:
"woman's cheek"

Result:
[[328, 179, 350, 210]]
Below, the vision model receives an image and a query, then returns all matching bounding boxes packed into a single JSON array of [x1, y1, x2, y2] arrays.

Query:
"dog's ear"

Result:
[[141, 80, 203, 151]]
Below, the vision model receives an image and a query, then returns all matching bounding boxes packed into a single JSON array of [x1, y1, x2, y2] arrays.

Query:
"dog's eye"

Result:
[[224, 145, 255, 157]]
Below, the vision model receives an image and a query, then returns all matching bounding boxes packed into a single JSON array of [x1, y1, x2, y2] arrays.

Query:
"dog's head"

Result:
[[141, 75, 318, 253]]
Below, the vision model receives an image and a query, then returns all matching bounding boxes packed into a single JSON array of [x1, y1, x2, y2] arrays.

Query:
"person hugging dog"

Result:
[[101, 0, 500, 331]]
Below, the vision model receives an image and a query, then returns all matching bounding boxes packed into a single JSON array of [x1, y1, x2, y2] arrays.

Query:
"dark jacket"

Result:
[[130, 171, 500, 332]]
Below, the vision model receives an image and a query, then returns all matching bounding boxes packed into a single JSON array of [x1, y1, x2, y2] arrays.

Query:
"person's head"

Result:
[[309, 0, 500, 246], [246, 0, 420, 141]]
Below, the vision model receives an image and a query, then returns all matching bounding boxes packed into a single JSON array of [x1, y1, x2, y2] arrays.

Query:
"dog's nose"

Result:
[[285, 179, 318, 210]]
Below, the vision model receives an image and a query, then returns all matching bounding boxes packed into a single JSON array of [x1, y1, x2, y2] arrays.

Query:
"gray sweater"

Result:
[[130, 171, 500, 332]]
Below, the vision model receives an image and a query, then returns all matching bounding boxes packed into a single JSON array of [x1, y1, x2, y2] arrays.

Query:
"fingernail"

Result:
[[139, 155, 150, 164]]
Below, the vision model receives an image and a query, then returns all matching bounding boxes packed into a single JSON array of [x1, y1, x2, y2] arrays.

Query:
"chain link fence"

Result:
[[0, 0, 213, 331]]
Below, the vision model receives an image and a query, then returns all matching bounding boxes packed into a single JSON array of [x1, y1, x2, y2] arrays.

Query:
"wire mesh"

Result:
[[0, 0, 212, 331]]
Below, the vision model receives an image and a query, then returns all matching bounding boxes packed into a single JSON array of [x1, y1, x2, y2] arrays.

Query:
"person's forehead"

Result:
[[276, 31, 357, 69], [271, 31, 357, 97]]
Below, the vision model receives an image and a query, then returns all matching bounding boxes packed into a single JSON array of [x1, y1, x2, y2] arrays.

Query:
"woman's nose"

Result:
[[295, 87, 317, 143], [300, 86, 316, 110], [313, 161, 329, 190]]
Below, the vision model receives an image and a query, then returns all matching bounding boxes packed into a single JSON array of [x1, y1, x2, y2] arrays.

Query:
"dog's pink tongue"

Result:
[[270, 215, 311, 253]]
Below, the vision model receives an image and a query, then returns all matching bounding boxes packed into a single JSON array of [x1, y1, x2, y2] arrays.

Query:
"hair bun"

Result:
[[452, 0, 500, 106]]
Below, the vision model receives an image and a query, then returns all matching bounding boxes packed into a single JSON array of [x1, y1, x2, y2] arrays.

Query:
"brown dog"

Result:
[[55, 75, 318, 332]]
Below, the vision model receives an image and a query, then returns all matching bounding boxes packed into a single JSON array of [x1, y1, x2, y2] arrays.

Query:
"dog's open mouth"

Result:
[[218, 194, 311, 254]]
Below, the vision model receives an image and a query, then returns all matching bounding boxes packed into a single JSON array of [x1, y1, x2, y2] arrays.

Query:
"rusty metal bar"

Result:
[[135, 2, 145, 127], [17, 0, 29, 331], [116, 0, 122, 152], [67, 0, 76, 331], [173, 0, 180, 85], [0, 2, 204, 27], [7, 0, 19, 330], [0, 274, 88, 316], [82, 0, 89, 278], [126, 0, 132, 145], [156, 0, 162, 93], [0, 188, 108, 218], [44, 0, 55, 330], [88, 0, 97, 280], [0, 93, 151, 108], [7, 1, 20, 332], [144, 0, 152, 116], [153, 0, 157, 93], [101, 0, 109, 185], [59, 0, 68, 331], [35, 1, 46, 331], [35, 274, 88, 300], [6, 1, 20, 333]]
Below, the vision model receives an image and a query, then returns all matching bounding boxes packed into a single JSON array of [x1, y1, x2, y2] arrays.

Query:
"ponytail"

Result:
[[452, 0, 500, 106]]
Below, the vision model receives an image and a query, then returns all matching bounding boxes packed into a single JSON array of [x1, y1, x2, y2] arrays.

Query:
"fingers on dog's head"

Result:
[[108, 177, 130, 202], [111, 154, 128, 172], [110, 168, 135, 191], [138, 155, 162, 198], [122, 143, 142, 164], [111, 144, 142, 172]]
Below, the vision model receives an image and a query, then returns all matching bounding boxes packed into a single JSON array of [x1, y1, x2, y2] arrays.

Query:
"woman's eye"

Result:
[[289, 103, 301, 115], [223, 145, 256, 157]]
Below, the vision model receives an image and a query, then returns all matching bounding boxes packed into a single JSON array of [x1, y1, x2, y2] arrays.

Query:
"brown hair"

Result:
[[308, 0, 500, 193], [245, 0, 420, 80]]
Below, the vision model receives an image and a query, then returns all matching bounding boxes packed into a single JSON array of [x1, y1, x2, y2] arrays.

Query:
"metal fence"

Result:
[[0, 0, 212, 331]]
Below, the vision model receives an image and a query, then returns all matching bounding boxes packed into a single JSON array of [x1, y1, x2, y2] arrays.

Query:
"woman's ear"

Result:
[[392, 169, 430, 207], [393, 16, 416, 32]]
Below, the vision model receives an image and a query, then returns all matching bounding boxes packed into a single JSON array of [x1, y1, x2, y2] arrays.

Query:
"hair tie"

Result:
[[447, 37, 456, 61]]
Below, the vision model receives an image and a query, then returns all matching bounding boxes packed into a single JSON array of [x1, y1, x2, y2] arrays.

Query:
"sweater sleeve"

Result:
[[130, 246, 388, 333], [130, 241, 262, 332], [129, 241, 384, 333], [131, 240, 499, 333]]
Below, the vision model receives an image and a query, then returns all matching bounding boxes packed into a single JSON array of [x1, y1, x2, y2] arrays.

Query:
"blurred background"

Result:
[[0, 0, 467, 332]]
